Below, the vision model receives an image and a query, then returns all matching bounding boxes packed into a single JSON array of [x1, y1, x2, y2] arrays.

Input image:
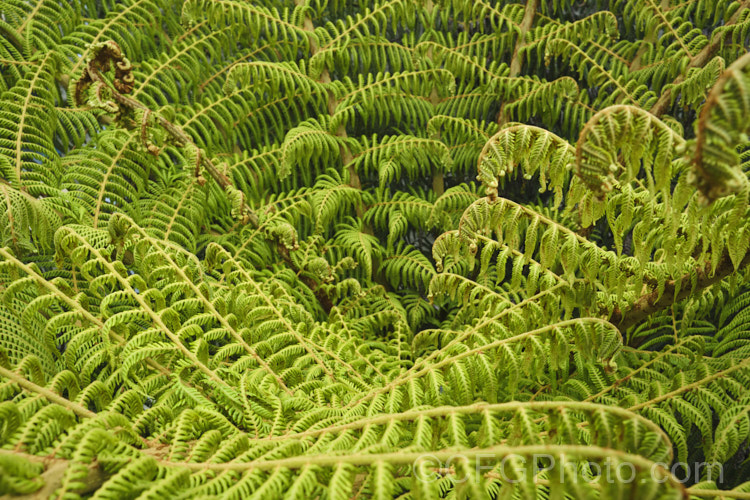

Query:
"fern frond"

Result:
[[2, 1, 750, 498]]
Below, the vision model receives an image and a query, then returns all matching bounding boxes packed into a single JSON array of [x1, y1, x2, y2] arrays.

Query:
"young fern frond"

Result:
[[688, 51, 750, 203]]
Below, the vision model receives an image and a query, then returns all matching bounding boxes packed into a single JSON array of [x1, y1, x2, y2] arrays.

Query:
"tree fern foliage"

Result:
[[2, 0, 750, 497]]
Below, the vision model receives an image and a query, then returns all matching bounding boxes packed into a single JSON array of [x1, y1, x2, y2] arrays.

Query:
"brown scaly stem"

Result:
[[609, 251, 750, 339], [496, 0, 538, 126]]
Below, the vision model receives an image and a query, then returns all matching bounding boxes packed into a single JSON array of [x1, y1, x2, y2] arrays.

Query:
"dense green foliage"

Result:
[[2, 0, 750, 497]]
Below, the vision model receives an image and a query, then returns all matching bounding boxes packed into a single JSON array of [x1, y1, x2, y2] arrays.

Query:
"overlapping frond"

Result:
[[2, 0, 750, 498]]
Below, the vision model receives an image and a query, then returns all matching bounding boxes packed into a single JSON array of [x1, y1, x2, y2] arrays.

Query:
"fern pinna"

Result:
[[1, 0, 750, 498]]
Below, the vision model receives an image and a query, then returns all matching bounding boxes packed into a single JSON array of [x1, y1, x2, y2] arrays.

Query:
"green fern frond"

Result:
[[2, 0, 750, 498]]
